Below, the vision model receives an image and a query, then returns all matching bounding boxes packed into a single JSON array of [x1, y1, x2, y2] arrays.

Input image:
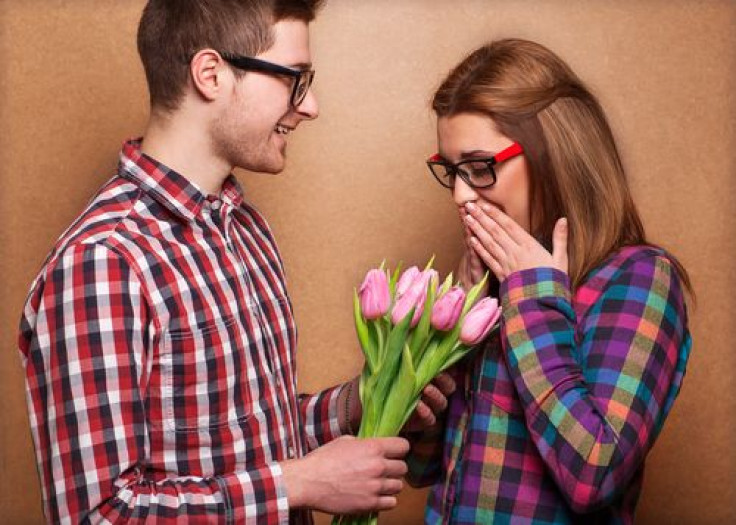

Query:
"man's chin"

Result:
[[238, 154, 286, 175], [263, 156, 286, 175]]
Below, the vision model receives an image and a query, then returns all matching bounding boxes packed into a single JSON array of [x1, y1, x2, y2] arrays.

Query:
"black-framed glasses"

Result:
[[220, 52, 315, 107], [426, 142, 524, 189]]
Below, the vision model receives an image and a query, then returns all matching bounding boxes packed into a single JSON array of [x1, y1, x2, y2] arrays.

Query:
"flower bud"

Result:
[[391, 270, 435, 327], [396, 266, 421, 298], [430, 287, 466, 331], [358, 269, 390, 320], [459, 297, 501, 345]]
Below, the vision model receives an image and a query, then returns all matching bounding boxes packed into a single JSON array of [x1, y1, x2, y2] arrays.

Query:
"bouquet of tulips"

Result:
[[332, 259, 501, 525]]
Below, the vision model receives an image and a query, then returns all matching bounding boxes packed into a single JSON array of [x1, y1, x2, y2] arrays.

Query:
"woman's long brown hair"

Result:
[[433, 38, 692, 296]]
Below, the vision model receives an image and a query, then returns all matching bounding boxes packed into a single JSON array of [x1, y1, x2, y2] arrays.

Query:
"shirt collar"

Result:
[[118, 138, 244, 221]]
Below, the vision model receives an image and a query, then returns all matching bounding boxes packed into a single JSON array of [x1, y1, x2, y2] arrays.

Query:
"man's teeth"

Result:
[[275, 124, 291, 135]]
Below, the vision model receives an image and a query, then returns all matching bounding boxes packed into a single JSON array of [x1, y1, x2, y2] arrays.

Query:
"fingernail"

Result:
[[464, 215, 474, 225], [465, 202, 476, 213], [480, 203, 492, 213]]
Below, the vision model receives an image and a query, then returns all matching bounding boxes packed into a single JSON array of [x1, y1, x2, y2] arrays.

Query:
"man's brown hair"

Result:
[[137, 0, 324, 112]]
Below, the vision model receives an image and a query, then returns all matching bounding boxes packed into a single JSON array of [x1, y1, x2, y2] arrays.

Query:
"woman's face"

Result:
[[437, 112, 532, 233]]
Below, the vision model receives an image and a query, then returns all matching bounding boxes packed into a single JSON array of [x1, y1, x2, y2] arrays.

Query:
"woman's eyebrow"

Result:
[[459, 149, 495, 159]]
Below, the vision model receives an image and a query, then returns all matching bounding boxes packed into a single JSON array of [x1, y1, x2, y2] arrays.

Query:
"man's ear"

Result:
[[189, 49, 229, 102]]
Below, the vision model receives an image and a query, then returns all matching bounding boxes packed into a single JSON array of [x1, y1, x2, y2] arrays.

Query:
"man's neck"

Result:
[[140, 110, 231, 196]]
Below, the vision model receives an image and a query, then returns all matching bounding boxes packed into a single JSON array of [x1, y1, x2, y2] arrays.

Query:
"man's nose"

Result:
[[296, 89, 319, 120]]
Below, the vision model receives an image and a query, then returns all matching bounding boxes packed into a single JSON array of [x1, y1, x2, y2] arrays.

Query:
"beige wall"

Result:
[[1, 1, 734, 523]]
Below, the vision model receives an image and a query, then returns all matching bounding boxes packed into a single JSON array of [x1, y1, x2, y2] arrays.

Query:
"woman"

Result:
[[406, 39, 692, 524]]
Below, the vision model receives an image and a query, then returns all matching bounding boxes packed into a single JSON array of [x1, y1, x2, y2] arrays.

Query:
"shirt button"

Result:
[[211, 199, 221, 210]]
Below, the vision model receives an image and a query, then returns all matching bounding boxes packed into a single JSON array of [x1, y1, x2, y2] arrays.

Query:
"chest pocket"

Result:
[[160, 315, 253, 432]]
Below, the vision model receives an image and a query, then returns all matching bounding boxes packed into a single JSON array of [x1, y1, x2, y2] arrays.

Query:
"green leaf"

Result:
[[437, 342, 473, 373], [359, 371, 381, 437], [389, 261, 403, 298], [371, 307, 414, 415], [375, 342, 417, 436], [439, 272, 453, 298], [461, 272, 490, 316], [423, 254, 436, 271], [413, 338, 440, 394], [410, 274, 436, 360], [354, 289, 378, 374], [369, 318, 387, 369]]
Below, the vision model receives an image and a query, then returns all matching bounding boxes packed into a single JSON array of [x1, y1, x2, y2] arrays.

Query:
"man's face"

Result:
[[212, 19, 319, 174]]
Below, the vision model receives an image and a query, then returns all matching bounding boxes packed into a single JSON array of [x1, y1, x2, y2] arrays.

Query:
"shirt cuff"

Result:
[[302, 383, 345, 451], [217, 463, 289, 524], [500, 267, 571, 308]]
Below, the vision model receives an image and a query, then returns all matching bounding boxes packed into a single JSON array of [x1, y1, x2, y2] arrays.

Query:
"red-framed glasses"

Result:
[[427, 142, 524, 189]]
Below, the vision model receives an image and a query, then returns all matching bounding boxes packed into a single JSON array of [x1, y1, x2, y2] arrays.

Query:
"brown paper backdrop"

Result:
[[1, 1, 734, 523]]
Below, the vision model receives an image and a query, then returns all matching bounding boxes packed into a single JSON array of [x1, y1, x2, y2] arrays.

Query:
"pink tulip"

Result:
[[459, 297, 502, 345], [358, 269, 390, 320], [395, 266, 421, 298], [431, 287, 466, 331], [391, 269, 437, 327]]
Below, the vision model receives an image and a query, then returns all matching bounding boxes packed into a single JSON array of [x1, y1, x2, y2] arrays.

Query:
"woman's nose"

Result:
[[453, 178, 478, 207]]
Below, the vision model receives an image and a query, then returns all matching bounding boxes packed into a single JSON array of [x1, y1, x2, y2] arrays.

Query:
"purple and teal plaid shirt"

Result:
[[407, 246, 691, 524]]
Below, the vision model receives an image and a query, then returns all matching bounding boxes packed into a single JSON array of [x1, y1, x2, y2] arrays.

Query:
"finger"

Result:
[[421, 385, 448, 414], [470, 236, 506, 281], [465, 214, 505, 261], [432, 372, 457, 397], [376, 437, 410, 458], [379, 478, 404, 495], [552, 217, 569, 273], [412, 400, 437, 427], [375, 496, 398, 511], [467, 242, 484, 272], [466, 203, 519, 251], [383, 458, 409, 478], [467, 240, 487, 284], [479, 203, 530, 246], [414, 400, 433, 419]]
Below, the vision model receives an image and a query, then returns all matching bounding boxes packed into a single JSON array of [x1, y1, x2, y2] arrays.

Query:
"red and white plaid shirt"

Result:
[[19, 139, 345, 524]]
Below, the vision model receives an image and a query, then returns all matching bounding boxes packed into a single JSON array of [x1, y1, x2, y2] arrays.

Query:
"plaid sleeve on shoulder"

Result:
[[499, 254, 690, 513]]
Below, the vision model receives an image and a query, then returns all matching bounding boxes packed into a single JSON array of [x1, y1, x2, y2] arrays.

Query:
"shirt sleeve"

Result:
[[499, 253, 691, 514], [19, 242, 289, 524], [298, 383, 346, 451]]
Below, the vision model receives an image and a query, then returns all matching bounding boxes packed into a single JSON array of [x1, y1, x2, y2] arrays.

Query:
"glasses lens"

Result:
[[428, 163, 455, 188], [293, 71, 314, 106], [459, 160, 495, 188]]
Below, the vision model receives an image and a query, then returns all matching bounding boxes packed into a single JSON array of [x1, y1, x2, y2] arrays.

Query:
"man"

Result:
[[18, 1, 454, 522]]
